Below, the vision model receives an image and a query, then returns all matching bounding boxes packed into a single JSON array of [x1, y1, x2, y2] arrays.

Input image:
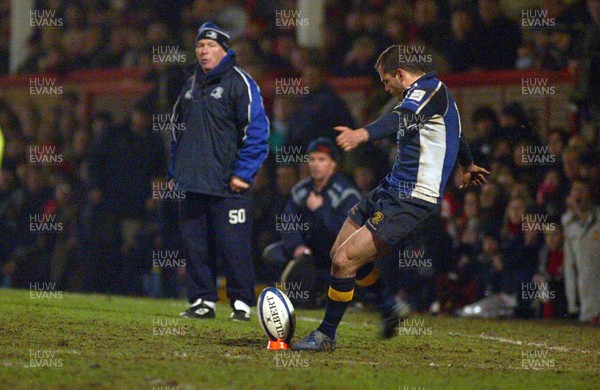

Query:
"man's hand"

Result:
[[334, 126, 369, 151], [229, 175, 250, 193], [293, 245, 312, 258], [306, 191, 324, 211], [460, 163, 491, 189]]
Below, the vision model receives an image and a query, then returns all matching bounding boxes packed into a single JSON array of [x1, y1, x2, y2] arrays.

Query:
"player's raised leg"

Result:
[[329, 217, 360, 260], [293, 225, 385, 351]]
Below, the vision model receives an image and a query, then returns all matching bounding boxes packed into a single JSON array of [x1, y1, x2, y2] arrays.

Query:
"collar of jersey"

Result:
[[402, 71, 439, 99], [197, 49, 237, 81]]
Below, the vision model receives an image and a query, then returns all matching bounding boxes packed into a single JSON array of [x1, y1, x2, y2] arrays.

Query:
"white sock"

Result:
[[233, 300, 250, 313], [191, 298, 216, 309], [204, 301, 216, 309]]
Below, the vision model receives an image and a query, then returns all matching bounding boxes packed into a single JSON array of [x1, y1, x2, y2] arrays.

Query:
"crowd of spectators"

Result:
[[2, 91, 599, 321], [2, 0, 597, 76], [1, 0, 599, 323]]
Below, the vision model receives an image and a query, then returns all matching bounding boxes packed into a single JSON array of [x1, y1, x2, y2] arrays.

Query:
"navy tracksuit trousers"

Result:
[[179, 192, 255, 306]]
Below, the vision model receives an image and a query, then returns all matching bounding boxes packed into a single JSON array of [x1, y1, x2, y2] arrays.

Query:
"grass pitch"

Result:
[[0, 288, 598, 389]]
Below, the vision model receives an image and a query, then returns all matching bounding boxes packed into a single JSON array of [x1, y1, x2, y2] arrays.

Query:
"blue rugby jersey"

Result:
[[365, 72, 472, 204]]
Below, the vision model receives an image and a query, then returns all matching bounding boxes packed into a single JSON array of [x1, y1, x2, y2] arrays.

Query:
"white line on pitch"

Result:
[[449, 332, 594, 354]]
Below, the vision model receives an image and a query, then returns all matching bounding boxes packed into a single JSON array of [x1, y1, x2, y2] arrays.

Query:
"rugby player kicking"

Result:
[[293, 45, 490, 352]]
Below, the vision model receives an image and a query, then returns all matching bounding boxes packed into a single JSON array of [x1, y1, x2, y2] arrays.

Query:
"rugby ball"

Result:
[[257, 287, 296, 343]]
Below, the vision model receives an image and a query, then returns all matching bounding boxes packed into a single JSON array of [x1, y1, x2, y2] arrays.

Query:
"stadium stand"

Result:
[[1, 0, 598, 323]]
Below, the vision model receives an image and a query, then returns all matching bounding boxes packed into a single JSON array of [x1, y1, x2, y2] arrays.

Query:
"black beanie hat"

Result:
[[195, 22, 230, 50]]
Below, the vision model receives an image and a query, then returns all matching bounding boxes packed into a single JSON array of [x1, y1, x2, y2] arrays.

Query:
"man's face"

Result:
[[499, 113, 518, 128], [569, 181, 593, 211], [196, 39, 226, 73], [507, 198, 526, 224], [482, 235, 499, 254], [475, 118, 492, 136], [308, 152, 336, 182], [377, 66, 404, 98]]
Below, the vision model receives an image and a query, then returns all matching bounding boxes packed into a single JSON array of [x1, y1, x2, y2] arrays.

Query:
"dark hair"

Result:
[[375, 45, 430, 75], [92, 111, 113, 126], [133, 101, 153, 116], [501, 102, 527, 123], [482, 226, 501, 242], [579, 149, 600, 167], [305, 55, 326, 71], [472, 106, 498, 125]]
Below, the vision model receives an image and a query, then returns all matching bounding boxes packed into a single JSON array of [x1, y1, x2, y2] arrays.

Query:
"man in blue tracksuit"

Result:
[[169, 22, 269, 321]]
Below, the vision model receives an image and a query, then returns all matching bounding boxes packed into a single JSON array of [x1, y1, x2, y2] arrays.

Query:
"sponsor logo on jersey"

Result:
[[408, 89, 425, 102]]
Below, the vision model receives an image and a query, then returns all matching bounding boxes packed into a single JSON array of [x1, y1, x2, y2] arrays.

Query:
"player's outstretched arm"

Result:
[[334, 126, 369, 151], [459, 163, 491, 189], [457, 135, 490, 189]]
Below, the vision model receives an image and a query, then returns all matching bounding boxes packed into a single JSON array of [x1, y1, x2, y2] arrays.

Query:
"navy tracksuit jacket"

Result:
[[282, 173, 362, 268], [169, 49, 269, 194]]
